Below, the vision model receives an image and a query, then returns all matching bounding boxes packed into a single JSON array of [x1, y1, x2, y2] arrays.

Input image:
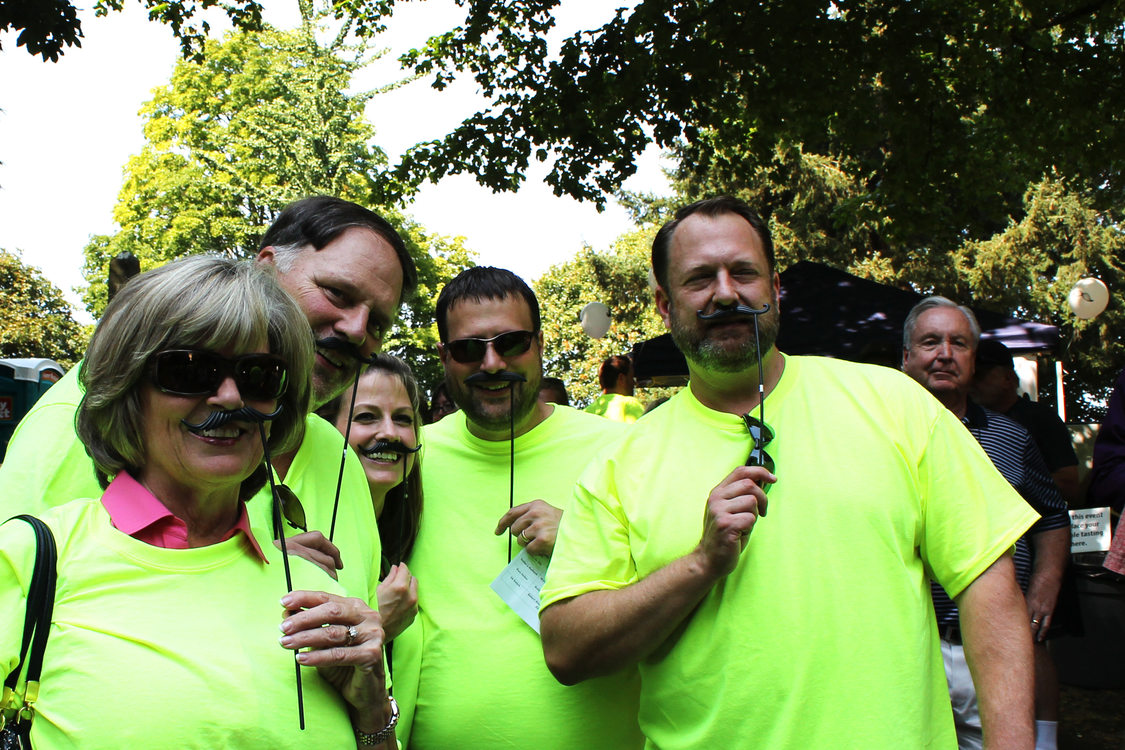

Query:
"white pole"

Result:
[[1055, 360, 1067, 422]]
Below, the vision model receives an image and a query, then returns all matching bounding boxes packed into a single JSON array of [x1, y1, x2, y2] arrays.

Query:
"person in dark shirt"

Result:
[[972, 338, 1081, 506]]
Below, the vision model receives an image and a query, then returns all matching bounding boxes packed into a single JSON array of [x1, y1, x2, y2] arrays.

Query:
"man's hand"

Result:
[[377, 562, 418, 641], [495, 500, 563, 556], [1027, 526, 1069, 642], [542, 465, 774, 685], [275, 531, 343, 579], [692, 465, 774, 578]]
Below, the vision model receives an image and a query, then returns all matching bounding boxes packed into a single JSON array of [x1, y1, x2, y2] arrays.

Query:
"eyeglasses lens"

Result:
[[151, 350, 288, 401], [446, 331, 535, 364], [276, 484, 307, 532]]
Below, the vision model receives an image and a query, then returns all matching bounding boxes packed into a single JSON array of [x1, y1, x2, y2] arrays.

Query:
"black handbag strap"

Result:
[[3, 515, 58, 695]]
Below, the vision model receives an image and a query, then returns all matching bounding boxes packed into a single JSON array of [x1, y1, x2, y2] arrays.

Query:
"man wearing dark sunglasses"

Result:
[[540, 196, 1040, 750], [0, 197, 416, 621], [390, 267, 643, 749], [904, 297, 1070, 750]]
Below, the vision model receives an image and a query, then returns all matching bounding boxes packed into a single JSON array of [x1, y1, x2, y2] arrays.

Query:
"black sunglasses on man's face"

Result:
[[444, 330, 536, 364]]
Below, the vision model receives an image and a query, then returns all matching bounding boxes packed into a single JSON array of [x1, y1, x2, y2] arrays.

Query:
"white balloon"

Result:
[[579, 302, 612, 339], [1068, 278, 1109, 320]]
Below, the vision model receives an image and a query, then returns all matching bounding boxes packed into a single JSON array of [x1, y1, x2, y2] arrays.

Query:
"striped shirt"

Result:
[[933, 401, 1069, 627]]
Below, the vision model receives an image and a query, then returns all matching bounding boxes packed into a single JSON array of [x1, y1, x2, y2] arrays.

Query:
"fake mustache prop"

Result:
[[464, 371, 528, 385], [181, 405, 283, 431], [361, 440, 422, 458], [697, 303, 771, 321], [317, 335, 376, 365]]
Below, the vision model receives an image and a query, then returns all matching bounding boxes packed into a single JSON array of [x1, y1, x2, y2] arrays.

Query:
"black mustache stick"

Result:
[[361, 440, 422, 458], [316, 336, 377, 365], [181, 405, 283, 431], [697, 303, 771, 321]]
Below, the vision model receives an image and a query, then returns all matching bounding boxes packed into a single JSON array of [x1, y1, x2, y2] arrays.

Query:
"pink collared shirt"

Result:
[[101, 472, 268, 563]]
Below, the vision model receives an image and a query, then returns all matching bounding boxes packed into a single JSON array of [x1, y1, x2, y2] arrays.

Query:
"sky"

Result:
[[0, 0, 669, 322]]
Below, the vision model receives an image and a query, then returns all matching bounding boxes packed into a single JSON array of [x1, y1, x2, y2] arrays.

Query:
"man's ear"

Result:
[[256, 246, 277, 266], [655, 285, 672, 330], [437, 341, 449, 368]]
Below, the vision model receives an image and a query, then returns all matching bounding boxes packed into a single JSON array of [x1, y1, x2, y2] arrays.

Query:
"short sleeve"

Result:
[[918, 408, 1039, 598], [540, 455, 638, 610]]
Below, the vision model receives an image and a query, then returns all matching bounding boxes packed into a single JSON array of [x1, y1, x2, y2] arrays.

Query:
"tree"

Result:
[[82, 19, 391, 314], [1, 0, 264, 61], [534, 227, 674, 407], [82, 13, 475, 389], [954, 176, 1125, 419], [384, 0, 1124, 255], [0, 249, 87, 368]]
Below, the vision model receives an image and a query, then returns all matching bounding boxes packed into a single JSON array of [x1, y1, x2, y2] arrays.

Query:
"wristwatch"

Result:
[[355, 696, 399, 746]]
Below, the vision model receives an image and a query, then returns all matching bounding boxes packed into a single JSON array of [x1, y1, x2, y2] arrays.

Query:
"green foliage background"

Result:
[[79, 17, 474, 391], [0, 250, 88, 368], [535, 227, 677, 408]]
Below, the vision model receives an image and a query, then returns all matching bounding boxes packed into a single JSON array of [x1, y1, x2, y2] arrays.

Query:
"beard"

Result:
[[446, 367, 543, 435], [668, 297, 780, 373]]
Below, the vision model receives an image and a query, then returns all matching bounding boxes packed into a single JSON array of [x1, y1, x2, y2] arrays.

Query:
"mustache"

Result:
[[181, 405, 283, 431], [316, 336, 376, 365], [697, 303, 771, 322], [464, 371, 527, 385], [360, 440, 422, 457]]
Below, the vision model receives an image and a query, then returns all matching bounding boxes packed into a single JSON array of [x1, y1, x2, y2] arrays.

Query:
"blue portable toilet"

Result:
[[0, 358, 65, 462]]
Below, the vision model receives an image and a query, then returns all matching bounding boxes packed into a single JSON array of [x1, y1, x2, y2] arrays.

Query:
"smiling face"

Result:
[[902, 306, 976, 401], [655, 212, 781, 374], [136, 344, 277, 508], [260, 226, 404, 409], [438, 294, 548, 440], [334, 369, 418, 512]]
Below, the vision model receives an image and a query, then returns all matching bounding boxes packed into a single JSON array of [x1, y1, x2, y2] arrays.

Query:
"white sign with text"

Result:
[[491, 549, 550, 634], [1069, 507, 1112, 554]]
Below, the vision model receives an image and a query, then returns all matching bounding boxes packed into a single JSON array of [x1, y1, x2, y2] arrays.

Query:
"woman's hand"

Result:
[[377, 563, 418, 641], [278, 590, 395, 741], [274, 532, 343, 580]]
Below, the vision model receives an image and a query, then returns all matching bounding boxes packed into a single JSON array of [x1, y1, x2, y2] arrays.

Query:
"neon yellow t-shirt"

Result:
[[584, 393, 645, 423], [0, 364, 381, 605], [393, 405, 642, 749], [0, 499, 357, 749], [542, 356, 1039, 750]]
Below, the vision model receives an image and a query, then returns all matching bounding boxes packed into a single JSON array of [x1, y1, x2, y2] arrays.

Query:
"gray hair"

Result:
[[77, 255, 313, 495], [902, 296, 981, 350]]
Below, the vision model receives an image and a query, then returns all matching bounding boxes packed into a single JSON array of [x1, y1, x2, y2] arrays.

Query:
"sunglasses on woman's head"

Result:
[[149, 349, 289, 401], [444, 330, 536, 364]]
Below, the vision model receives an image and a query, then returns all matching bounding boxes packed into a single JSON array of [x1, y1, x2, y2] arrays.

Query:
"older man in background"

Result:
[[903, 296, 1070, 750]]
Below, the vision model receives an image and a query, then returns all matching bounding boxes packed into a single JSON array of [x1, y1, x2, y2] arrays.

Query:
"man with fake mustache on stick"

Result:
[[0, 196, 416, 623], [538, 195, 1040, 750], [390, 266, 643, 749]]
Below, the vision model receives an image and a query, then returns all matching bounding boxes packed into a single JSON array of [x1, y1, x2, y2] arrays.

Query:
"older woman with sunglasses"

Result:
[[0, 256, 397, 748], [320, 355, 423, 643]]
